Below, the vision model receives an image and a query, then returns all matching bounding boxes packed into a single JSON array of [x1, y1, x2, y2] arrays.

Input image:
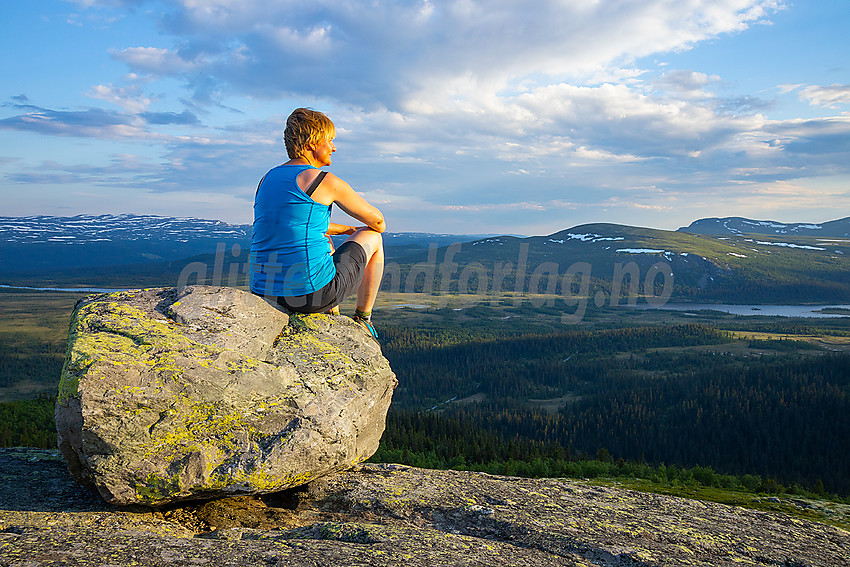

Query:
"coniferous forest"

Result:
[[372, 323, 850, 497], [1, 291, 849, 504]]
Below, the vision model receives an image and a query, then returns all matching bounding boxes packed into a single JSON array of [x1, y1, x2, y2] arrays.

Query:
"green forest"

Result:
[[0, 333, 65, 389], [0, 395, 56, 448], [372, 323, 850, 497], [1, 291, 849, 509]]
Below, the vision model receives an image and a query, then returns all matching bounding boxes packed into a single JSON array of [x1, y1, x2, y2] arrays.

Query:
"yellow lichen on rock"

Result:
[[142, 397, 252, 459], [55, 286, 397, 506]]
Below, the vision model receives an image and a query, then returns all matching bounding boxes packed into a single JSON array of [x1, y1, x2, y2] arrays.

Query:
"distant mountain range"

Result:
[[390, 217, 850, 304], [0, 214, 490, 273], [0, 214, 249, 272], [0, 214, 250, 245], [2, 213, 849, 303], [679, 216, 850, 238]]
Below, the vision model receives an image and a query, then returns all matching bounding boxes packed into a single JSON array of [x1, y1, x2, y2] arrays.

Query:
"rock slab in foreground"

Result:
[[2, 450, 848, 567], [54, 286, 397, 506]]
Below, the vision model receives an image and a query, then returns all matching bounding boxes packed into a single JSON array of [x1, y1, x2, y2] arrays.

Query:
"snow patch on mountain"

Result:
[[546, 233, 625, 244], [745, 239, 826, 251]]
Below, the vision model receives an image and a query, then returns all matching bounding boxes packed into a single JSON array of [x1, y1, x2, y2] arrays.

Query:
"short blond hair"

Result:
[[284, 108, 335, 159]]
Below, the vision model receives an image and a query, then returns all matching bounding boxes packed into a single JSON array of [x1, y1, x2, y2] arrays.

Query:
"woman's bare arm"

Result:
[[327, 222, 357, 235], [311, 173, 386, 233]]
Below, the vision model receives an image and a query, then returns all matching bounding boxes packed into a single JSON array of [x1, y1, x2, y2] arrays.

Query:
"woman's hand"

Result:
[[327, 223, 359, 236]]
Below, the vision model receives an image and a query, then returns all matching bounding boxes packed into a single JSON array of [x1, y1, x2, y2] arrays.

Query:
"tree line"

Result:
[[370, 408, 841, 501], [2, 319, 848, 498], [377, 324, 850, 495]]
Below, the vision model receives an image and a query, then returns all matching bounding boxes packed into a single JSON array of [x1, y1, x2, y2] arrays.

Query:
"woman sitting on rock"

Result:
[[249, 108, 385, 338]]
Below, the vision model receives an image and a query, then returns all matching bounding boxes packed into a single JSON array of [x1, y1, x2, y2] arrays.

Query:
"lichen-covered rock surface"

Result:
[[54, 286, 397, 506], [2, 449, 848, 566]]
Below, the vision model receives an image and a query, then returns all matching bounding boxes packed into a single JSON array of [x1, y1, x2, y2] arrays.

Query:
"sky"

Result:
[[1, 0, 849, 236]]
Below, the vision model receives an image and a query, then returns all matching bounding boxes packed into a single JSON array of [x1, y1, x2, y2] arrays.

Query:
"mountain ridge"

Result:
[[0, 213, 494, 273], [0, 213, 498, 245], [678, 215, 850, 238], [2, 214, 849, 303], [4, 212, 848, 248], [388, 219, 850, 304]]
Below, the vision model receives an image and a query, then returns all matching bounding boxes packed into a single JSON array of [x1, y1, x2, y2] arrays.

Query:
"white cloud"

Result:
[[87, 84, 153, 113], [797, 84, 850, 109], [111, 46, 199, 76], [0, 106, 149, 140], [9, 0, 850, 234], [102, 0, 781, 110], [70, 1, 794, 176], [653, 70, 722, 100]]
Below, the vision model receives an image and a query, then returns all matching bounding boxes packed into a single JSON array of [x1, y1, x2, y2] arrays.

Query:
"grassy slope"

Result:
[[0, 291, 84, 400]]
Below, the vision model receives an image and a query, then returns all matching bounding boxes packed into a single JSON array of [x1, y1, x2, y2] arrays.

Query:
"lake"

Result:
[[642, 303, 850, 318], [5, 284, 849, 319], [0, 284, 130, 293]]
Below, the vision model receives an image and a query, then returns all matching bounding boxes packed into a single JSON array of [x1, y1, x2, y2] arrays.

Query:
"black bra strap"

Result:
[[305, 171, 328, 197], [255, 170, 327, 198]]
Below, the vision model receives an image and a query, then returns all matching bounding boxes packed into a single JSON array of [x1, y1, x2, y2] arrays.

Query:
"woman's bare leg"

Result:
[[347, 228, 384, 314]]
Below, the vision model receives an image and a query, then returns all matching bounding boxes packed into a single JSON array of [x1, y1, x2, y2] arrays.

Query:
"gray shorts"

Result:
[[275, 240, 367, 313]]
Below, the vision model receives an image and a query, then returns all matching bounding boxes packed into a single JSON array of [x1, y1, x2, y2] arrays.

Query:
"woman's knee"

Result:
[[351, 228, 382, 257]]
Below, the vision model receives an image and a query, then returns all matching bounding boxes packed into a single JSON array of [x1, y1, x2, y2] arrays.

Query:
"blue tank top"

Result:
[[249, 164, 335, 297]]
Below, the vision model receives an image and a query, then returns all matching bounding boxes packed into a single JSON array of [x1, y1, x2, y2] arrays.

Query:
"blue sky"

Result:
[[1, 0, 848, 235]]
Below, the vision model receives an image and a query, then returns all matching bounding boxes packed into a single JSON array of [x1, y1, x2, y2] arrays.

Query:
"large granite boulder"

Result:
[[54, 286, 397, 506]]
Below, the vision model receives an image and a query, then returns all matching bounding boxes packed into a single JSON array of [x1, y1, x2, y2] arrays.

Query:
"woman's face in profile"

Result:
[[311, 136, 336, 167]]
